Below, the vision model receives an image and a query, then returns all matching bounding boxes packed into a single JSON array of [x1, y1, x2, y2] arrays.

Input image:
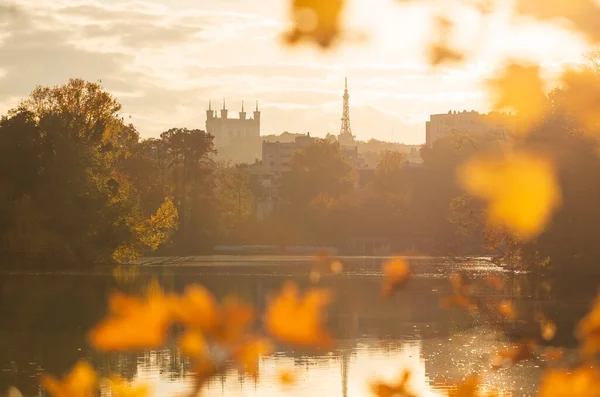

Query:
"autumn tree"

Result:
[[0, 79, 178, 266]]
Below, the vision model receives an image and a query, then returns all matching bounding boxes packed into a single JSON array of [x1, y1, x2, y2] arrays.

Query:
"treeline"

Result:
[[0, 79, 258, 267], [2, 78, 599, 273], [255, 87, 600, 277]]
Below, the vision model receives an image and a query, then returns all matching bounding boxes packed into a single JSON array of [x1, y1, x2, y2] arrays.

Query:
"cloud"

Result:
[[1, 0, 585, 145]]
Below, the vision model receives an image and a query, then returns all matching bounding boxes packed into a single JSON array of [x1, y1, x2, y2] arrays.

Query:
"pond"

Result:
[[0, 256, 593, 397]]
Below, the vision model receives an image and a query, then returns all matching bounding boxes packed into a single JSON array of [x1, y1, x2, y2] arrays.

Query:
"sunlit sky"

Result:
[[0, 0, 592, 144]]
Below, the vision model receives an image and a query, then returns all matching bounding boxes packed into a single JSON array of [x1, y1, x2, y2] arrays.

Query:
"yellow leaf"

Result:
[[382, 258, 410, 297], [106, 377, 149, 397], [264, 282, 333, 348], [538, 366, 600, 397], [458, 151, 561, 240], [487, 63, 546, 133], [88, 290, 171, 351], [41, 361, 98, 397]]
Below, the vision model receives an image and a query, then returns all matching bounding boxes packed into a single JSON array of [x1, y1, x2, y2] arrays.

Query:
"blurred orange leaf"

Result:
[[178, 330, 207, 357], [497, 300, 516, 321], [429, 44, 464, 67], [331, 260, 344, 274], [106, 377, 149, 397], [541, 347, 564, 362], [447, 375, 479, 397], [382, 258, 410, 297], [41, 361, 98, 397], [576, 296, 600, 357], [169, 285, 219, 333], [487, 63, 546, 133], [278, 369, 298, 386], [213, 297, 255, 343], [285, 0, 345, 48], [88, 290, 171, 351], [560, 68, 600, 132], [516, 0, 600, 43], [370, 371, 415, 397], [492, 340, 536, 367], [233, 338, 273, 379], [264, 282, 333, 348], [541, 320, 557, 341], [458, 151, 561, 240], [538, 366, 600, 397]]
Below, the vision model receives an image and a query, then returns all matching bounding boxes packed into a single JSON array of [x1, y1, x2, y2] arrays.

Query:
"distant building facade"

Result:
[[425, 110, 517, 147], [206, 100, 261, 148], [261, 134, 314, 177]]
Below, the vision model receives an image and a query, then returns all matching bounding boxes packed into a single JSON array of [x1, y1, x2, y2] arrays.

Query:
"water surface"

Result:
[[0, 256, 591, 397]]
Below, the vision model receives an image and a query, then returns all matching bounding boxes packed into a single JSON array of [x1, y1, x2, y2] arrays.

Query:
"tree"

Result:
[[158, 128, 217, 253], [0, 80, 178, 266], [279, 139, 356, 208], [277, 139, 356, 245]]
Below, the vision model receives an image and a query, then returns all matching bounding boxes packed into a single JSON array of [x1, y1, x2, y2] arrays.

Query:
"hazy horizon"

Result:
[[0, 0, 590, 144]]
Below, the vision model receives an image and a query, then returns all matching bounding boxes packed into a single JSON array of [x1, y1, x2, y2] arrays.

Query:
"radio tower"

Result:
[[339, 77, 355, 145]]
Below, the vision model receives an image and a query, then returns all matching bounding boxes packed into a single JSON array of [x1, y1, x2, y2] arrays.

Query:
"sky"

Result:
[[0, 0, 593, 144]]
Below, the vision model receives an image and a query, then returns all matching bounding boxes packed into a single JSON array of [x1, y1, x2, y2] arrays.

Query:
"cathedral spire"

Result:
[[209, 99, 212, 111], [242, 101, 244, 112], [222, 97, 226, 110], [339, 77, 353, 142], [256, 100, 259, 112]]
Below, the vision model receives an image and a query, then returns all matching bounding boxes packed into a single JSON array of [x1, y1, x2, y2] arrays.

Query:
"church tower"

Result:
[[205, 98, 261, 149], [339, 78, 355, 145]]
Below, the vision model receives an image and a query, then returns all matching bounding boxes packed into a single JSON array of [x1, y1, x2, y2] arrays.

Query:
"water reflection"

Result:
[[0, 256, 592, 397]]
